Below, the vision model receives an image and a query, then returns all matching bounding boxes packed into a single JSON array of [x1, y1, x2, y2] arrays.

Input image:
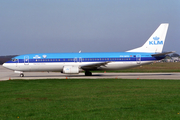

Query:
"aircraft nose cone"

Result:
[[2, 63, 11, 69], [2, 63, 7, 68], [2, 62, 16, 71], [2, 63, 5, 67]]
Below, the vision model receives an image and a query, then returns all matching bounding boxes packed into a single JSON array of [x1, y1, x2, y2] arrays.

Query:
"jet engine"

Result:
[[62, 66, 79, 74]]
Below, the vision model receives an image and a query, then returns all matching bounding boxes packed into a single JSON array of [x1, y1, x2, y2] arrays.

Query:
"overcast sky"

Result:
[[0, 0, 180, 56]]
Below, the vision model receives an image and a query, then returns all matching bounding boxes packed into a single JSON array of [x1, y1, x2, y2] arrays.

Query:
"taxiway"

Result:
[[0, 65, 180, 81]]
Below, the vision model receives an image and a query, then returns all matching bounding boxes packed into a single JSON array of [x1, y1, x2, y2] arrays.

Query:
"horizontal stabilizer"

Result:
[[151, 51, 175, 57]]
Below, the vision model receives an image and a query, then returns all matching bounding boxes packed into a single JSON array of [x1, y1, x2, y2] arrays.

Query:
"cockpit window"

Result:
[[12, 58, 18, 62]]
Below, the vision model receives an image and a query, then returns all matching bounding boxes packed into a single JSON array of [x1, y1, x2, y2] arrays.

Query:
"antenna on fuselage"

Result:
[[79, 50, 81, 53]]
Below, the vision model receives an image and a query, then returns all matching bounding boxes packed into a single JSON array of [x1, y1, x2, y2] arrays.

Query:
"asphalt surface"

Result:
[[0, 65, 180, 81]]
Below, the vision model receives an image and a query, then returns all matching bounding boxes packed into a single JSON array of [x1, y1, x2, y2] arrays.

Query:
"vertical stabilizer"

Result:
[[127, 23, 169, 53]]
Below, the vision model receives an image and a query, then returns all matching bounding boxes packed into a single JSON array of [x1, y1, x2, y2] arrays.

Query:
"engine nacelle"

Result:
[[62, 66, 79, 74]]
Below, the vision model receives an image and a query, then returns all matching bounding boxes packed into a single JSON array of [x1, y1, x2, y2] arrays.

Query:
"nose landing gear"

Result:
[[14, 71, 24, 77]]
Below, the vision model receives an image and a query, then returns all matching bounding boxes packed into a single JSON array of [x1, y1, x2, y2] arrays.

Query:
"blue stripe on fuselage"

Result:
[[6, 52, 165, 63]]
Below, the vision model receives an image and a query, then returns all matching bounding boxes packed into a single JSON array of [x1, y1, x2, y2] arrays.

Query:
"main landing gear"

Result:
[[20, 73, 24, 77], [85, 71, 92, 76]]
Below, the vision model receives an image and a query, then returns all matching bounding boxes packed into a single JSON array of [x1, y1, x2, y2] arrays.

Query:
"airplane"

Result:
[[3, 23, 174, 77]]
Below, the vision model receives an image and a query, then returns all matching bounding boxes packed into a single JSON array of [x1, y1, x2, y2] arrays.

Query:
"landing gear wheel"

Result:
[[20, 73, 24, 77], [85, 71, 92, 76]]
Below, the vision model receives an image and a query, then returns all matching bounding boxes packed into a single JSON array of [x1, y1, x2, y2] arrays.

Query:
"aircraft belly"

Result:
[[17, 63, 64, 72], [99, 61, 153, 70], [99, 62, 133, 70]]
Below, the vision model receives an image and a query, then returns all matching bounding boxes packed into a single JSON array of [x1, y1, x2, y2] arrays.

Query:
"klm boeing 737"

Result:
[[3, 23, 174, 77]]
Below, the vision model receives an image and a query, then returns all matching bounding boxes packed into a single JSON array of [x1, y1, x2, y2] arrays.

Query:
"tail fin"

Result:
[[127, 23, 169, 53]]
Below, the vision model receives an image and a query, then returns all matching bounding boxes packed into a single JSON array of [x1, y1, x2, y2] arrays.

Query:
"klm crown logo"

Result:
[[149, 36, 163, 45], [153, 36, 160, 40]]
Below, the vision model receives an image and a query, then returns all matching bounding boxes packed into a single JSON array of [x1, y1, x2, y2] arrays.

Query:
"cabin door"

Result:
[[79, 57, 82, 63], [16, 59, 19, 67], [136, 54, 141, 64], [74, 57, 82, 63], [74, 57, 78, 63], [24, 56, 29, 65]]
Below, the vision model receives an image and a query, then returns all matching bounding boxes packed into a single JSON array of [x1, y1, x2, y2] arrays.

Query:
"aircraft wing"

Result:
[[151, 51, 175, 57], [81, 62, 110, 70]]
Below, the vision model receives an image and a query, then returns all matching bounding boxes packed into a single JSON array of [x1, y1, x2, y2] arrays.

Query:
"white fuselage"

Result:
[[3, 61, 153, 72]]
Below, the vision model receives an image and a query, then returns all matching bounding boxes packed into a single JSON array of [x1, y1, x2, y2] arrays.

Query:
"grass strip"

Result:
[[0, 79, 180, 119]]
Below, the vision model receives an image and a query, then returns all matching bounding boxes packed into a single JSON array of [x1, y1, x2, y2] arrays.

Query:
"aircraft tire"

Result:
[[20, 73, 24, 77], [85, 71, 92, 76]]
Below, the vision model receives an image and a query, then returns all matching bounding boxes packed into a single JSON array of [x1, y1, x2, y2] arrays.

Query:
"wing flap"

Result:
[[81, 62, 110, 70]]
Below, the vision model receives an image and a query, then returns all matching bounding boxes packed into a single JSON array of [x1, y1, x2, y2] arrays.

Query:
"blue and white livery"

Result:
[[3, 23, 173, 77]]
